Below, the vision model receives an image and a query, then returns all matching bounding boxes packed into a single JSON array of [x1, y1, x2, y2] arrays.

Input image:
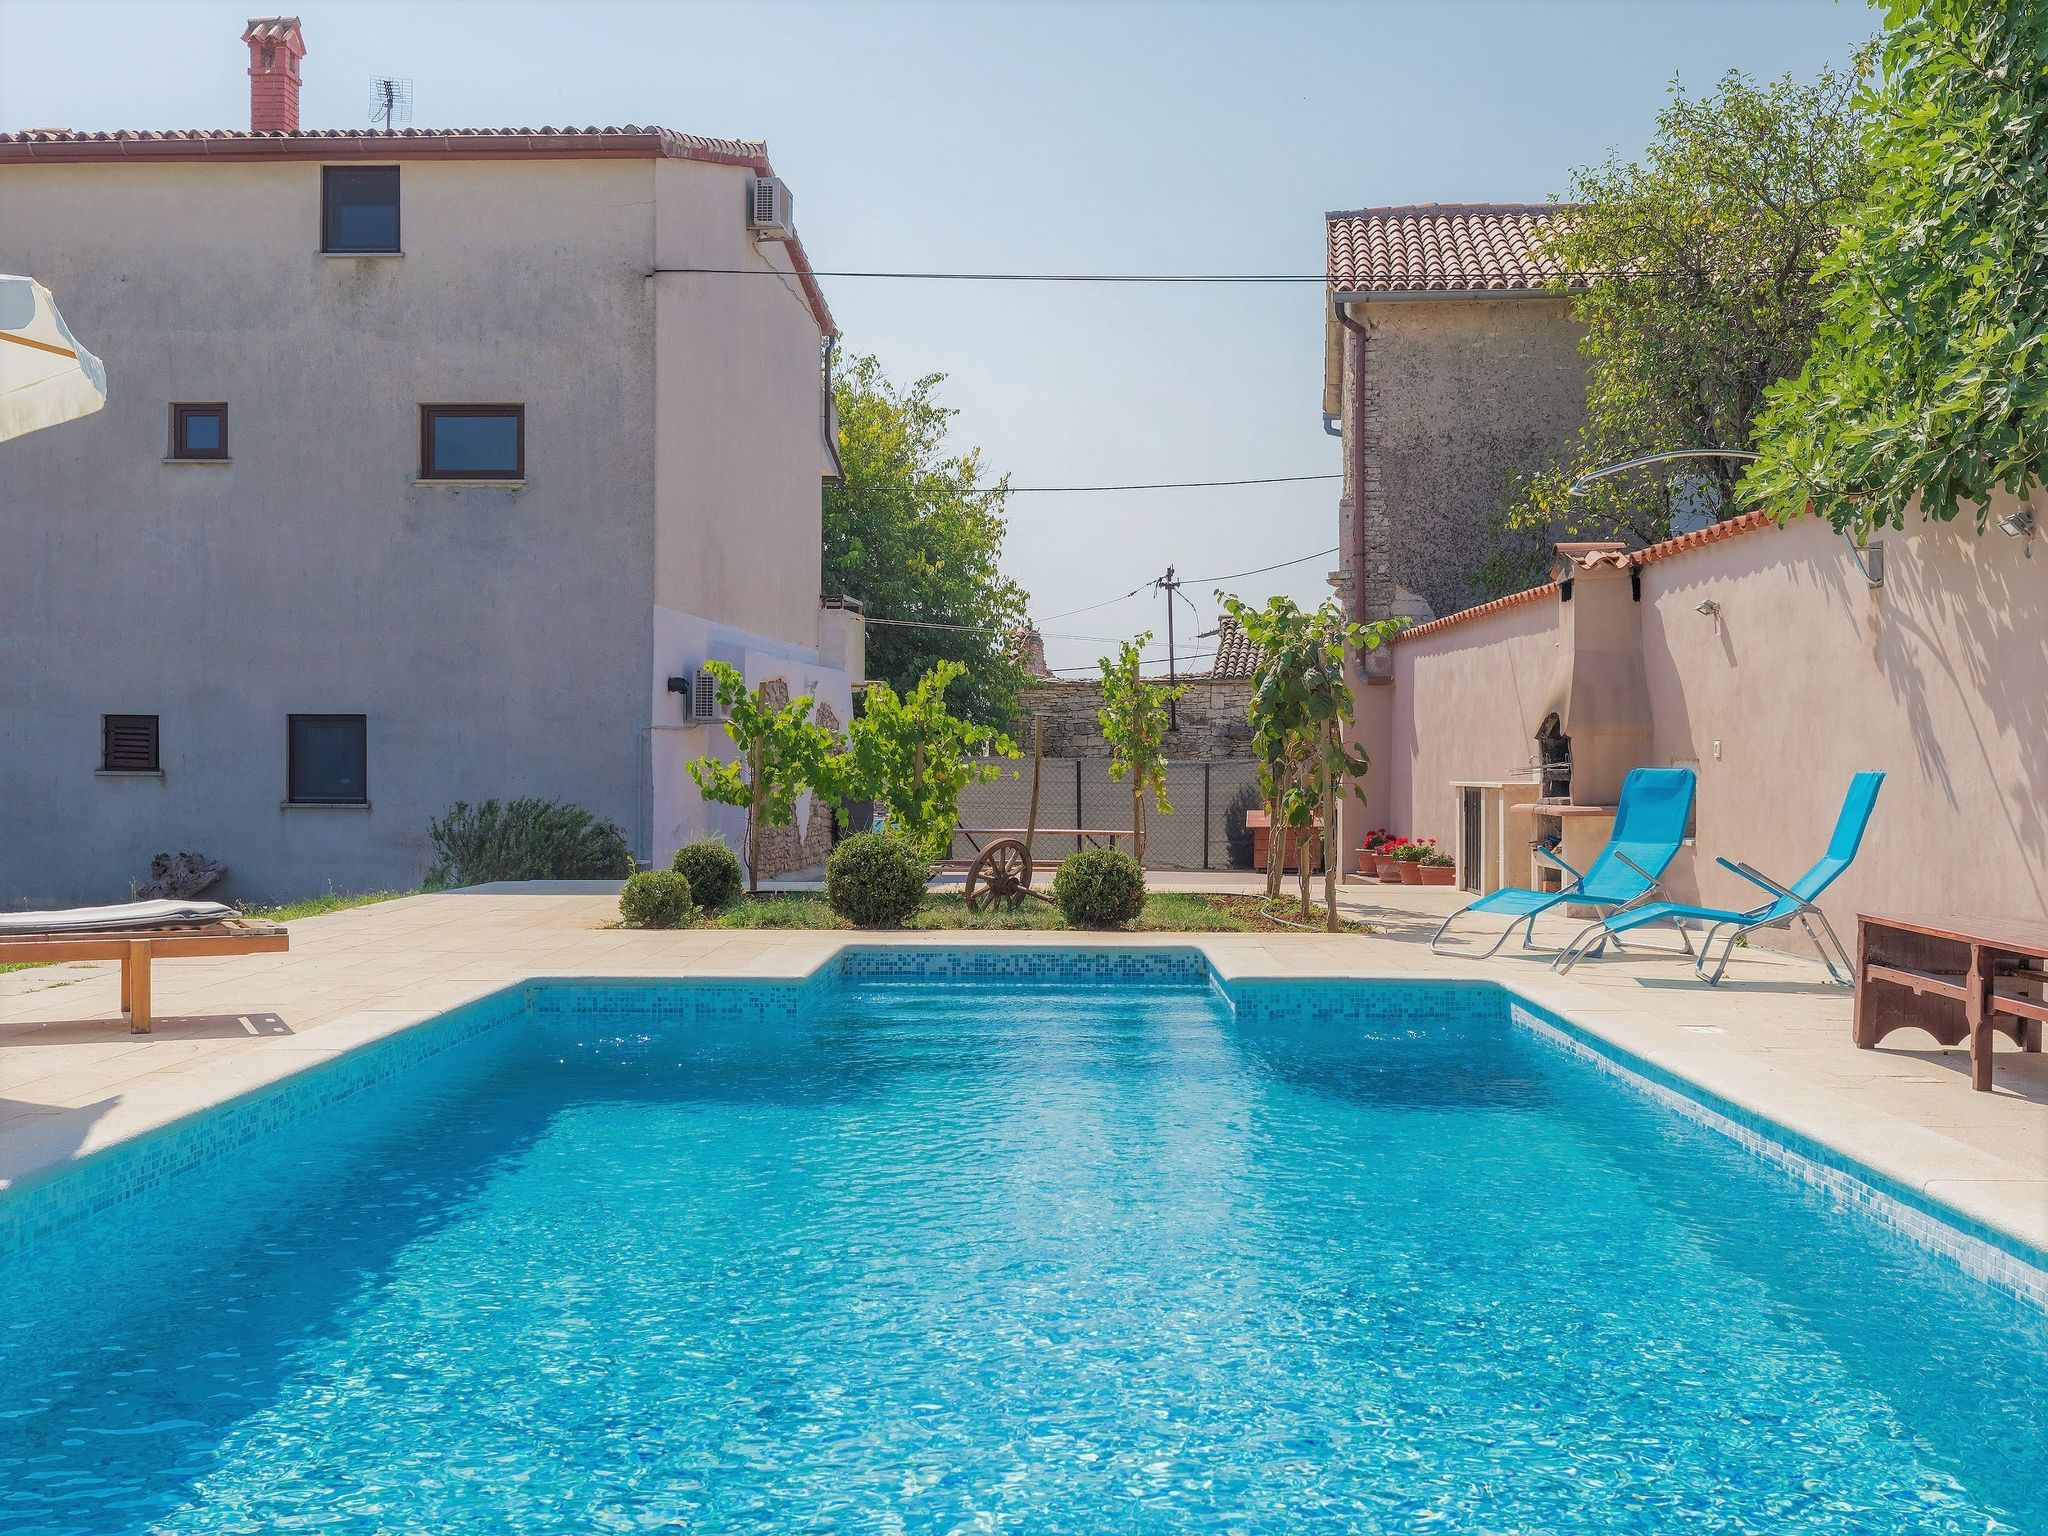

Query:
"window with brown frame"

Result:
[[419, 405, 524, 481], [170, 403, 228, 460], [102, 714, 160, 773], [321, 165, 401, 253]]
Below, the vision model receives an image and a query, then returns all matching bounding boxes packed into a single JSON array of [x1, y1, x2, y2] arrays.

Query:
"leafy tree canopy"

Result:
[[1096, 635, 1186, 865], [1481, 64, 1870, 592], [842, 660, 1018, 862], [1744, 0, 2048, 531], [824, 353, 1030, 726], [686, 662, 844, 892]]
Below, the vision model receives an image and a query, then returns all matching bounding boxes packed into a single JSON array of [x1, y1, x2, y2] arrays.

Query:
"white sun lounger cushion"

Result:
[[0, 899, 240, 936]]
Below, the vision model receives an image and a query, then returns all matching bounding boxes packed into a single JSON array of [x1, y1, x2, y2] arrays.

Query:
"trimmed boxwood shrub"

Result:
[[619, 869, 695, 929], [826, 832, 927, 928], [1053, 848, 1146, 928], [426, 797, 634, 887], [671, 839, 743, 912]]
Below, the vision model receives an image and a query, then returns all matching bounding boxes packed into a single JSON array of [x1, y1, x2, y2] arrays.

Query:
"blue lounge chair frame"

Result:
[[1428, 767, 1698, 959], [1553, 771, 1885, 985]]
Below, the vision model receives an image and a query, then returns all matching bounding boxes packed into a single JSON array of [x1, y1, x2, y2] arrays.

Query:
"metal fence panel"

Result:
[[951, 758, 1260, 871]]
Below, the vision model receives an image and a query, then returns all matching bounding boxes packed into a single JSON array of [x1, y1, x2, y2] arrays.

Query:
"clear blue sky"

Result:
[[0, 0, 1879, 674]]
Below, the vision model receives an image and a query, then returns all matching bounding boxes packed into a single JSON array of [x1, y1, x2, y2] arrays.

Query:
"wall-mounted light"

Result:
[[1999, 503, 2036, 556], [1695, 597, 1723, 636]]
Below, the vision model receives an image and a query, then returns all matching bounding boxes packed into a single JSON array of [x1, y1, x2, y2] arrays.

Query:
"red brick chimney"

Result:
[[242, 17, 307, 135]]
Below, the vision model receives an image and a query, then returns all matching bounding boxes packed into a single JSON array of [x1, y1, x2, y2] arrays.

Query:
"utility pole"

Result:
[[1154, 564, 1181, 730]]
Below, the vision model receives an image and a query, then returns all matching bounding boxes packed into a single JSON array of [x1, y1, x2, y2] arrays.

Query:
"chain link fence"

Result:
[[950, 758, 1261, 871]]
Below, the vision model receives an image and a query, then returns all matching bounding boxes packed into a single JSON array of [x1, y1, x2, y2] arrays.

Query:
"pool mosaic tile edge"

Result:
[[0, 985, 529, 1256], [1507, 999, 2048, 1311]]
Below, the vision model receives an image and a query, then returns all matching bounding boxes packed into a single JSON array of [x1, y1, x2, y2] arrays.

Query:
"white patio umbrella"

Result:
[[0, 274, 105, 442]]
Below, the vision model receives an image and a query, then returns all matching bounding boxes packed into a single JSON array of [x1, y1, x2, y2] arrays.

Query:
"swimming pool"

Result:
[[3, 950, 2043, 1533]]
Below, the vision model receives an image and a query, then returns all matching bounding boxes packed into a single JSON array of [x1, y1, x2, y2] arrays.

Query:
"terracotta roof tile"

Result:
[[1325, 203, 1579, 295], [0, 124, 769, 161], [1395, 512, 1788, 644], [1391, 582, 1560, 644], [1205, 616, 1261, 679]]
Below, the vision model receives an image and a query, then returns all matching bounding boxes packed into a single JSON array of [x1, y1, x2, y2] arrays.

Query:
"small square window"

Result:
[[102, 714, 159, 773], [420, 405, 524, 480], [171, 403, 228, 460], [322, 165, 400, 253], [288, 714, 367, 805]]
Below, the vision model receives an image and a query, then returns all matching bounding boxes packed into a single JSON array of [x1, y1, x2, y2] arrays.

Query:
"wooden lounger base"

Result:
[[0, 923, 289, 1034]]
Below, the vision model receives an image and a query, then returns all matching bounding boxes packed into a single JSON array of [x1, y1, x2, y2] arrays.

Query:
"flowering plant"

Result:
[[1392, 838, 1435, 862]]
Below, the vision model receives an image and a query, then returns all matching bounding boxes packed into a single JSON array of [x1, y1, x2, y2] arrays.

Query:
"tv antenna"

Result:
[[369, 78, 413, 131]]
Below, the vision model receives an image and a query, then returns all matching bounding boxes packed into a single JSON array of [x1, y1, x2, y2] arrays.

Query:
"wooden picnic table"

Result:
[[1854, 913, 2047, 1091]]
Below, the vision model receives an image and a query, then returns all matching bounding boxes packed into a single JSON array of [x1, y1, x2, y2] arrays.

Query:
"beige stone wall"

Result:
[[747, 690, 837, 880], [1340, 297, 1588, 624], [1020, 678, 1255, 762], [1373, 497, 2047, 947]]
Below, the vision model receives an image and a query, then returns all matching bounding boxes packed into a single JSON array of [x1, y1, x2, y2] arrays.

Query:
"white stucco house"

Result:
[[0, 17, 861, 905]]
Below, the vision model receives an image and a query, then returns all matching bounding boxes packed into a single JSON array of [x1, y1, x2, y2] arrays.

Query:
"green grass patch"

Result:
[[239, 889, 413, 923], [700, 891, 1371, 935]]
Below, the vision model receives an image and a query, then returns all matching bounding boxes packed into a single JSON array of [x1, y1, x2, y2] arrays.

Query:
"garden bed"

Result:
[[691, 892, 1373, 935]]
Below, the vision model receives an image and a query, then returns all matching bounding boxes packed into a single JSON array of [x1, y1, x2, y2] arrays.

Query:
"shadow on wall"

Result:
[[1641, 503, 2046, 922]]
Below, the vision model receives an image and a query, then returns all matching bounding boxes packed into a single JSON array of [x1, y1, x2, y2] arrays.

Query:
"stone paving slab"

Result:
[[0, 886, 2040, 1258]]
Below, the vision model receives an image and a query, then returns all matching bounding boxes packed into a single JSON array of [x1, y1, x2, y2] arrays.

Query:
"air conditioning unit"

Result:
[[690, 668, 729, 723], [746, 176, 793, 241], [666, 668, 731, 724]]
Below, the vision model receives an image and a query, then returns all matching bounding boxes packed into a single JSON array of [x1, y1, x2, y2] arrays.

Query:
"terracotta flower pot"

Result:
[[1375, 855, 1403, 882], [1420, 863, 1456, 886], [1396, 862, 1424, 885]]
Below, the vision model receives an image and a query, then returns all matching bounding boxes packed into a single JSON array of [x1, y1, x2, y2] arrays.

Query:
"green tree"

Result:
[[685, 662, 844, 893], [1223, 595, 1401, 929], [1485, 64, 1870, 588], [841, 661, 1019, 862], [1096, 635, 1186, 866], [824, 353, 1030, 725], [1744, 0, 2048, 532]]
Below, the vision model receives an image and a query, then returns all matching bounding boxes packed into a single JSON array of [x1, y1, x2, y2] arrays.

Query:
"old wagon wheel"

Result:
[[964, 838, 1034, 913]]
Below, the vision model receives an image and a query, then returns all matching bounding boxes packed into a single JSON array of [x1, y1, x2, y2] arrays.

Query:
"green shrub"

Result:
[[427, 798, 634, 887], [825, 832, 928, 927], [619, 869, 695, 929], [1053, 848, 1146, 928], [670, 839, 744, 911]]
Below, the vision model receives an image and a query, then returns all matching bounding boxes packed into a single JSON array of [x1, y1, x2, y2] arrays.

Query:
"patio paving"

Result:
[[1, 882, 2042, 1257]]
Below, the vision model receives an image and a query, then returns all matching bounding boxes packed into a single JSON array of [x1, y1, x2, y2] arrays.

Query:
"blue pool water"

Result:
[[2, 960, 2043, 1533]]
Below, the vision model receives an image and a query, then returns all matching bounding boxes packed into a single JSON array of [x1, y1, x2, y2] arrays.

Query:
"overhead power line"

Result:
[[975, 473, 1338, 494], [1029, 545, 1340, 631], [1183, 546, 1340, 585]]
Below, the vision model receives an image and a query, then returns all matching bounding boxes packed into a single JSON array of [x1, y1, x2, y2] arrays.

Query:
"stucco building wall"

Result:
[[1368, 498, 2046, 948], [1636, 501, 2045, 927], [0, 151, 848, 904], [1385, 593, 1562, 850]]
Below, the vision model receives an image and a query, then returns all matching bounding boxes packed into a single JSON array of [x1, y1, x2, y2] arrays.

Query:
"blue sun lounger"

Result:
[[1553, 770, 1885, 985], [1428, 766, 1697, 959]]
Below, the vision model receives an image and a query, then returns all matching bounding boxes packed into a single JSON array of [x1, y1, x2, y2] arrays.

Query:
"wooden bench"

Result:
[[1854, 913, 2047, 1091], [0, 920, 289, 1034]]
